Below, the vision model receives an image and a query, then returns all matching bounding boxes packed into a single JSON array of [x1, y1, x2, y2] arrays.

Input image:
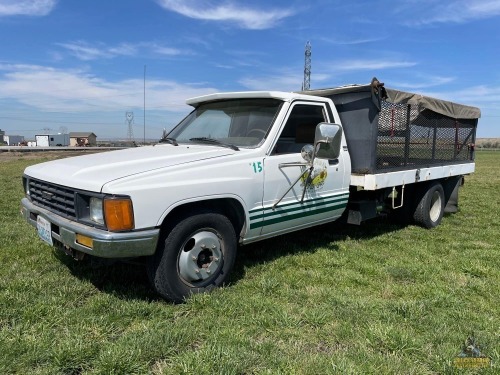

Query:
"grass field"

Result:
[[0, 151, 498, 374]]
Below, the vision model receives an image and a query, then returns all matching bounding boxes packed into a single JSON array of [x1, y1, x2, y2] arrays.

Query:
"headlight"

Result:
[[89, 197, 104, 225], [89, 196, 134, 231]]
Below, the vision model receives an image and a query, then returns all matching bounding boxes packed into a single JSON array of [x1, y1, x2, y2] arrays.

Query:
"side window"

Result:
[[274, 104, 326, 155]]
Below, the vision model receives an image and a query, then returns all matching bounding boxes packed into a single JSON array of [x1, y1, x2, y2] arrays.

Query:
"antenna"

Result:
[[126, 111, 134, 141], [143, 65, 146, 145], [302, 41, 311, 91]]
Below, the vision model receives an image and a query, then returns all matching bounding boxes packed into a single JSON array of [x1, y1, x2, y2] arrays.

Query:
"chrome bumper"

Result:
[[21, 198, 160, 258]]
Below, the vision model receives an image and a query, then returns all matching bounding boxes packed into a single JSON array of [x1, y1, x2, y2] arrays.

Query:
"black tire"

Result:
[[147, 212, 237, 303], [413, 182, 445, 229]]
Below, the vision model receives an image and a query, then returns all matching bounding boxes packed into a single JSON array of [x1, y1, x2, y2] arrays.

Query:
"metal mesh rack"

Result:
[[376, 102, 476, 171]]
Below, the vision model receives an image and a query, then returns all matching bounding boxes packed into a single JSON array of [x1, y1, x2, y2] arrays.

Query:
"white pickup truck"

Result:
[[21, 79, 480, 302]]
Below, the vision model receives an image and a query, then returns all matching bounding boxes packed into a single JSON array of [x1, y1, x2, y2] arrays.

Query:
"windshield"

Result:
[[168, 98, 283, 147]]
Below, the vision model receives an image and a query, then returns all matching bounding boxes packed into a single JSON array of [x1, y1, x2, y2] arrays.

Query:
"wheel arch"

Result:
[[157, 197, 247, 245], [415, 176, 461, 206]]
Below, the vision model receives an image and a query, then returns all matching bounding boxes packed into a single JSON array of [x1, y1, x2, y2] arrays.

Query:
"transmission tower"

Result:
[[302, 41, 311, 91], [126, 112, 134, 140]]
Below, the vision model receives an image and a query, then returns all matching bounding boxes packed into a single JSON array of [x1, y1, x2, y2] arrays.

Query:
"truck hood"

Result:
[[24, 145, 235, 192]]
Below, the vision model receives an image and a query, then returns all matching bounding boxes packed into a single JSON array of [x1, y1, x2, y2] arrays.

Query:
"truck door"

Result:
[[257, 102, 350, 236]]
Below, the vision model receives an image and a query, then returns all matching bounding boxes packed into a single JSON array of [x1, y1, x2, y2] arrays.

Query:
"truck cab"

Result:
[[21, 91, 350, 302], [176, 91, 351, 239]]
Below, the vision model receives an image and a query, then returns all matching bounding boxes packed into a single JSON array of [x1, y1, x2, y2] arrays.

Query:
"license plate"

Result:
[[37, 215, 53, 246]]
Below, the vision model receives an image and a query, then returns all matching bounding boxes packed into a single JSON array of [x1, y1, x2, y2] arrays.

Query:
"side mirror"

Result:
[[301, 144, 314, 163], [314, 123, 343, 160]]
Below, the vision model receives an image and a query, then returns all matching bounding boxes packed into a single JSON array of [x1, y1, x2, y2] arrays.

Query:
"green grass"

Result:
[[1, 152, 498, 374]]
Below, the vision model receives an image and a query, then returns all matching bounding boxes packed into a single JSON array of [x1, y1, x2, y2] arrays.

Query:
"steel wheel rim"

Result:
[[178, 230, 223, 285], [429, 190, 442, 222]]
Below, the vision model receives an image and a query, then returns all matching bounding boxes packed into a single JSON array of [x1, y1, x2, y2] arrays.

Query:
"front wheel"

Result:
[[147, 212, 237, 303], [413, 182, 445, 229]]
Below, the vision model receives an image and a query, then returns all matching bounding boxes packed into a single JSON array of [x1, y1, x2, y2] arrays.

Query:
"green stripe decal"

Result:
[[249, 193, 349, 229]]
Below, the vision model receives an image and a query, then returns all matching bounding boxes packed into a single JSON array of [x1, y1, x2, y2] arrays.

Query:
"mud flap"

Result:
[[347, 200, 377, 225], [444, 176, 463, 213]]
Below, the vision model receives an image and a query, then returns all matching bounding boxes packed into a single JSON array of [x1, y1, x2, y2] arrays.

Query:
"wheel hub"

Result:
[[178, 231, 222, 283]]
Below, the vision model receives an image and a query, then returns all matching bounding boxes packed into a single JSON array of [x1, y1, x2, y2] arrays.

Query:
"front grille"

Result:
[[28, 179, 77, 219]]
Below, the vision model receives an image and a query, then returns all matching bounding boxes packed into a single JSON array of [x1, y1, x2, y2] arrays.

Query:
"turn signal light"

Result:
[[76, 234, 93, 248], [104, 198, 134, 231]]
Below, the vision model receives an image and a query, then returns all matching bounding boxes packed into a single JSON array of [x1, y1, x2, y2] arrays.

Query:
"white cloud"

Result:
[[144, 43, 185, 56], [0, 0, 57, 17], [239, 70, 331, 92], [56, 41, 188, 61], [400, 0, 500, 25], [108, 44, 138, 57], [319, 36, 387, 45], [333, 59, 417, 71], [155, 0, 295, 29], [445, 0, 500, 22], [0, 64, 217, 112], [391, 75, 457, 90], [213, 63, 234, 69], [56, 42, 118, 61], [433, 85, 500, 106], [239, 74, 303, 91]]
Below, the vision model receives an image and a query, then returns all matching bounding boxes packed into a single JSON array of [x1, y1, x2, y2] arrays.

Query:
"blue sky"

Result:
[[0, 0, 498, 140]]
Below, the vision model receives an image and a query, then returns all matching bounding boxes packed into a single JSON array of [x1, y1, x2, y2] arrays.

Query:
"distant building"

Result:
[[4, 135, 25, 145], [0, 130, 26, 145], [69, 132, 97, 147], [35, 134, 70, 147]]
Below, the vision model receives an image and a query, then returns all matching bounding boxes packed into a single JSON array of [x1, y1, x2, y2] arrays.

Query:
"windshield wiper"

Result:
[[158, 136, 178, 146], [189, 137, 239, 151]]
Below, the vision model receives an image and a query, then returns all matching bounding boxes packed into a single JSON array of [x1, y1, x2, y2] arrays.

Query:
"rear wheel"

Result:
[[147, 212, 237, 303], [413, 182, 445, 229]]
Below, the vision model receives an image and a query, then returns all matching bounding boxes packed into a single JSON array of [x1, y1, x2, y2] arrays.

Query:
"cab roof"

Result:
[[185, 91, 327, 107]]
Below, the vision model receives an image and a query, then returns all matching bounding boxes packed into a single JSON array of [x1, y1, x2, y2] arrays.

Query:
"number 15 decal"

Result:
[[251, 161, 263, 173]]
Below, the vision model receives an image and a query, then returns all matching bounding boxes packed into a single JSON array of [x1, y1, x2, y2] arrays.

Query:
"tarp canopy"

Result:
[[385, 88, 481, 120], [301, 82, 481, 120]]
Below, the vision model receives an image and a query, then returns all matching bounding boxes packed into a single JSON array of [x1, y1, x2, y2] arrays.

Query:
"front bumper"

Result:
[[21, 198, 160, 258]]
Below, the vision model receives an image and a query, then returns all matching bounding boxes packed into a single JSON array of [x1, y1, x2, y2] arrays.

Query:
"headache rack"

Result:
[[301, 79, 480, 174]]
